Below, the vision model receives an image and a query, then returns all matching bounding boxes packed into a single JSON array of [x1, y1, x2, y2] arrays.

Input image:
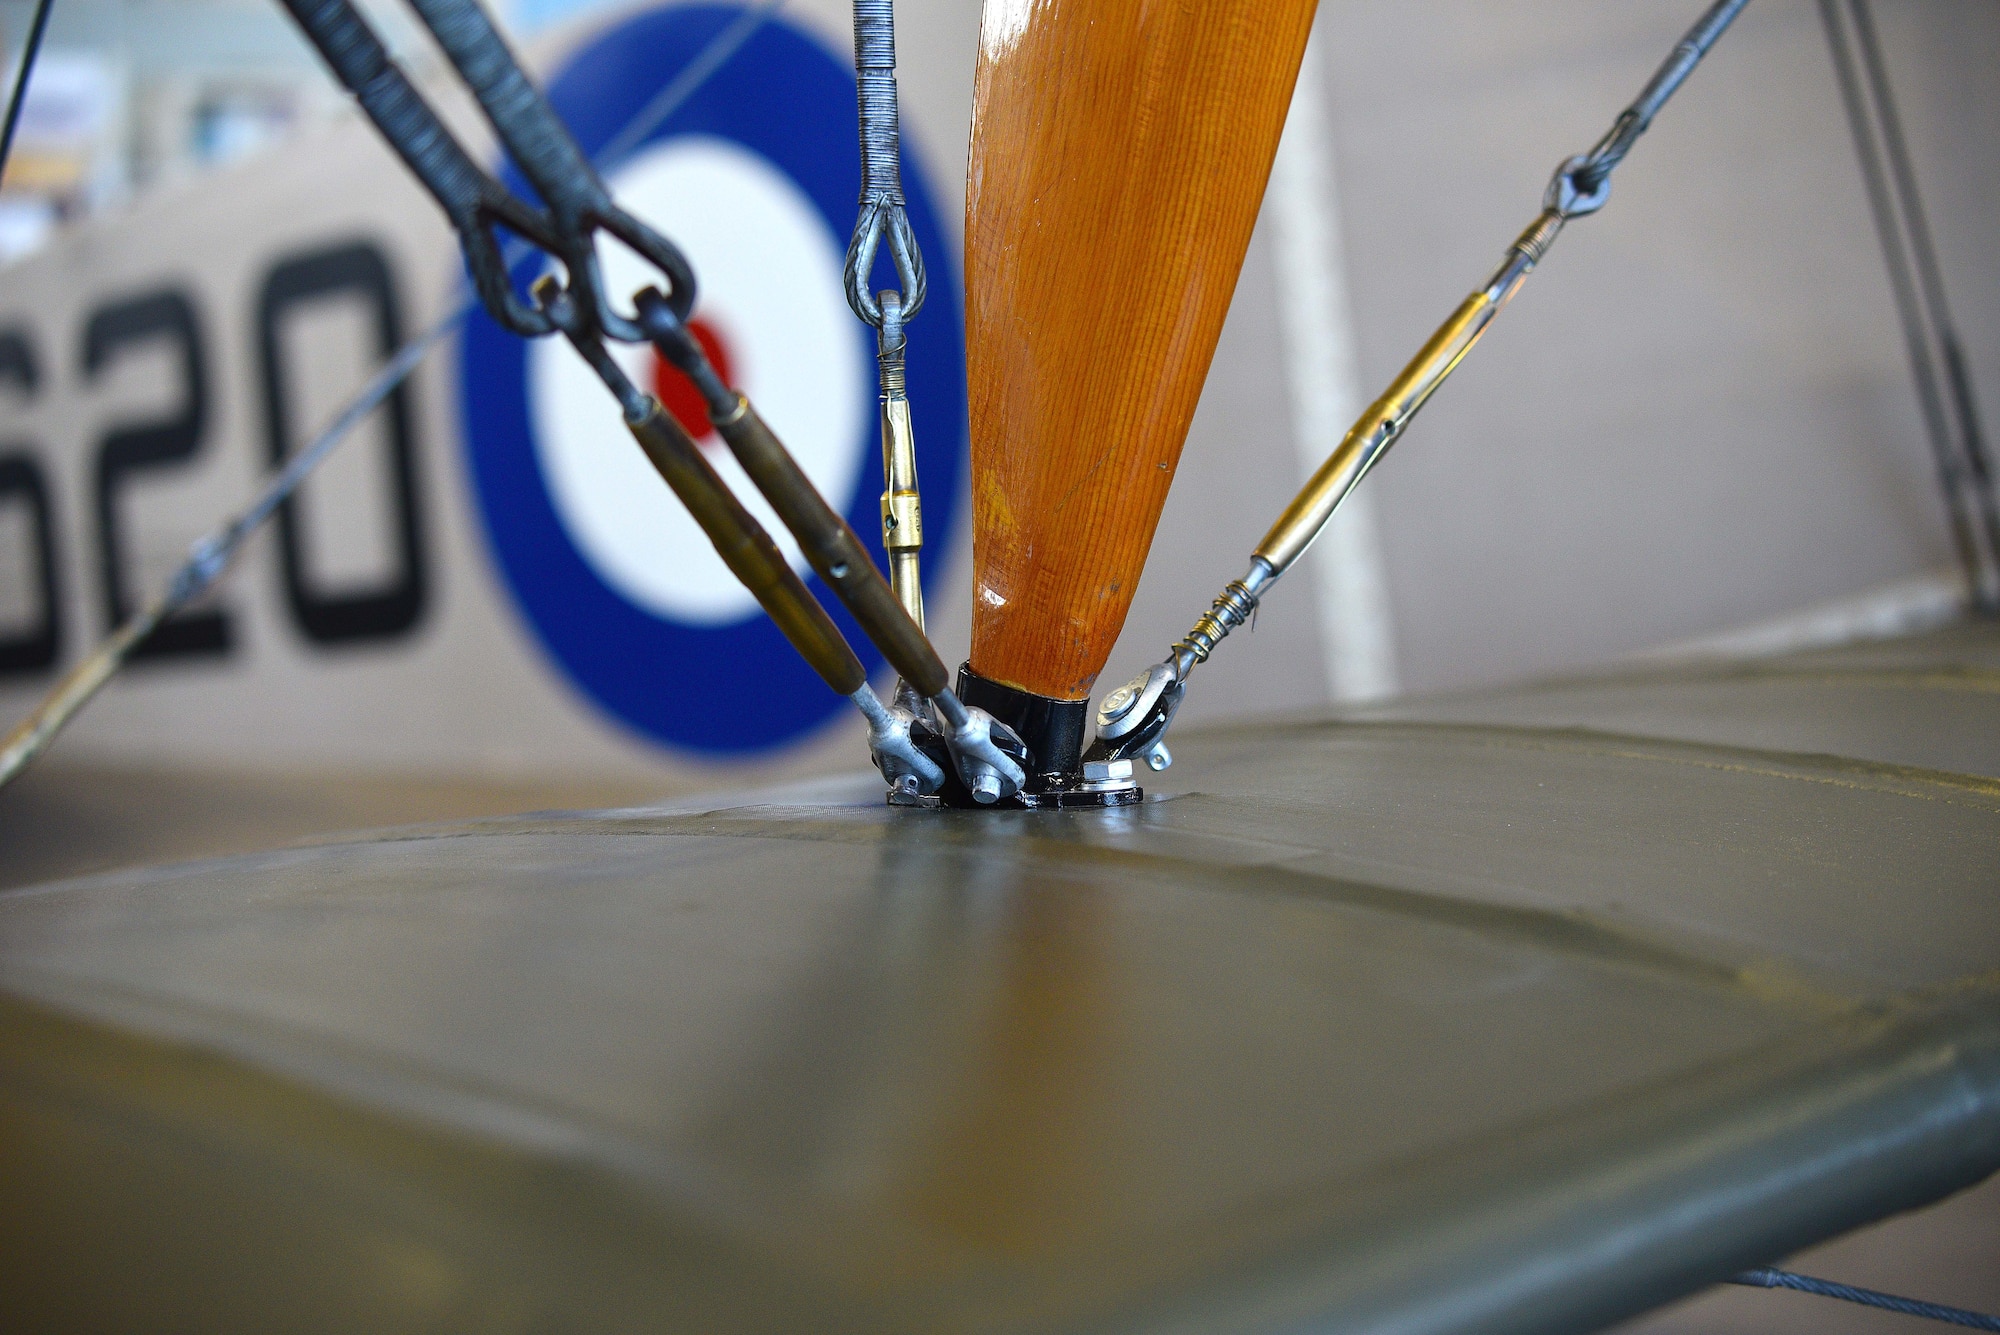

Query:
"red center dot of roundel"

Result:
[[652, 318, 735, 444]]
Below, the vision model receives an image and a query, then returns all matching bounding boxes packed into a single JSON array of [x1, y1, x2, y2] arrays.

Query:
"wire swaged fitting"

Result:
[[845, 0, 925, 327]]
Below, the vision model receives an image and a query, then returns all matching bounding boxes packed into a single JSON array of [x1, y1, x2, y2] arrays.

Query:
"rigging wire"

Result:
[[1733, 1267, 2000, 1332], [0, 0, 786, 791], [1819, 0, 2000, 612], [0, 0, 54, 185], [844, 0, 923, 326], [845, 0, 930, 655], [1092, 0, 1751, 772]]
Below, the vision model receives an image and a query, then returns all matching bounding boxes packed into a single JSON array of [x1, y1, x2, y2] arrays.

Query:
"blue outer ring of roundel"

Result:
[[458, 4, 966, 756]]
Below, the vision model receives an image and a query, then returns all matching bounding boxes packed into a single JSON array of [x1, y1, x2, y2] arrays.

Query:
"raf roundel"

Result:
[[528, 137, 867, 628], [459, 4, 966, 755]]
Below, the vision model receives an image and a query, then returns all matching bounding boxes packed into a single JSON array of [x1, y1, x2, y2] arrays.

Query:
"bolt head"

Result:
[[970, 774, 1003, 804], [1082, 758, 1134, 783]]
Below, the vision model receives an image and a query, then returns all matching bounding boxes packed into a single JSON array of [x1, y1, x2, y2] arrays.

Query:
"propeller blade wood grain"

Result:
[[965, 0, 1318, 700]]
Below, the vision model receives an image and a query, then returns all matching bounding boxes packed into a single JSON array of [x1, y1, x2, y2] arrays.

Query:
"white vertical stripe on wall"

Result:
[[1269, 23, 1399, 702]]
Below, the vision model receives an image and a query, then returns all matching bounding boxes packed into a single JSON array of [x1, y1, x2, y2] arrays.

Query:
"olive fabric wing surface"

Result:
[[1, 625, 1997, 1334]]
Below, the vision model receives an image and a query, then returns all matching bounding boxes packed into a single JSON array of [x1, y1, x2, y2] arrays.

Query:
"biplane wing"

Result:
[[1, 620, 1994, 1334]]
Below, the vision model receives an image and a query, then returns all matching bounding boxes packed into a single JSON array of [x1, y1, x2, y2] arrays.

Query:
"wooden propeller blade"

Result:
[[965, 0, 1318, 701]]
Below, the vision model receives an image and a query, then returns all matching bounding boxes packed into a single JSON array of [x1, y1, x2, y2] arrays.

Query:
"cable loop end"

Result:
[[1545, 152, 1613, 218], [845, 198, 926, 326]]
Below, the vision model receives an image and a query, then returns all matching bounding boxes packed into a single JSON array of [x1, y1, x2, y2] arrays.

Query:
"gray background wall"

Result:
[[0, 0, 1993, 783], [1117, 0, 1999, 717]]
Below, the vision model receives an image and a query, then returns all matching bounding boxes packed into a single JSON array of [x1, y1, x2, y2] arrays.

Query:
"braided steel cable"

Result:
[[844, 0, 924, 325], [1565, 0, 1748, 199], [401, 0, 697, 336], [0, 0, 53, 185], [1198, 0, 1748, 654], [1091, 0, 1753, 771], [845, 0, 932, 651], [1733, 1267, 2000, 1332], [1819, 0, 2000, 611]]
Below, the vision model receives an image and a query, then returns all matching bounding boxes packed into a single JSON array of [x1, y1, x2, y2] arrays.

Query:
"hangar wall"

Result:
[[0, 0, 1993, 785], [1118, 0, 2000, 710]]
